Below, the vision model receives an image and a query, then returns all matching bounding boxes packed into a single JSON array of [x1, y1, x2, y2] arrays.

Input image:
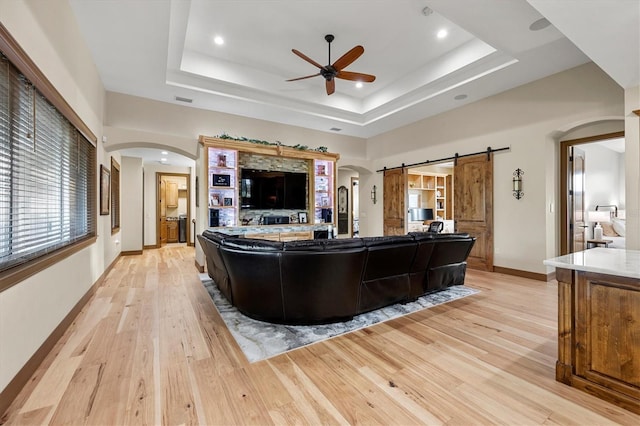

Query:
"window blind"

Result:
[[0, 54, 96, 274]]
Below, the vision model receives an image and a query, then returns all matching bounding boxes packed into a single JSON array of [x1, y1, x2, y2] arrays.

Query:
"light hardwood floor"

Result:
[[2, 244, 639, 425]]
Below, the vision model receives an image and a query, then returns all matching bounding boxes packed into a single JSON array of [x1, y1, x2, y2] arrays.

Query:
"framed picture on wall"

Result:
[[195, 176, 199, 207], [100, 165, 110, 215], [212, 174, 231, 187]]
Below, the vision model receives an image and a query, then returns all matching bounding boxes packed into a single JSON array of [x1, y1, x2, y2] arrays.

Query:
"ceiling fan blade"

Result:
[[292, 49, 324, 70], [326, 79, 335, 95], [332, 45, 364, 71], [336, 71, 376, 83], [286, 73, 321, 82]]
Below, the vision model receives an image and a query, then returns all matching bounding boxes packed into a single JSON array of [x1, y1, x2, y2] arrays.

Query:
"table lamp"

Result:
[[587, 210, 611, 240]]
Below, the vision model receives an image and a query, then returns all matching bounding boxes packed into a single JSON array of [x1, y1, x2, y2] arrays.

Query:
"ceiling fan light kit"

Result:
[[287, 34, 376, 95]]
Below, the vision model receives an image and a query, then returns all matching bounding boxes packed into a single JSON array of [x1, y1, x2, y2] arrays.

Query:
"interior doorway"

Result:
[[351, 177, 359, 237], [406, 162, 454, 232], [560, 131, 625, 254], [156, 172, 191, 247]]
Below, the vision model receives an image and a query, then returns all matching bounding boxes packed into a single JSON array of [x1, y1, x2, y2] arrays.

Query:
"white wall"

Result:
[[121, 156, 144, 252], [0, 0, 108, 393], [366, 62, 624, 274], [582, 144, 624, 211]]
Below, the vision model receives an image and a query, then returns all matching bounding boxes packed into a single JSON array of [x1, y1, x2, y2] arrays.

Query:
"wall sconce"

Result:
[[512, 168, 524, 199], [371, 185, 377, 204]]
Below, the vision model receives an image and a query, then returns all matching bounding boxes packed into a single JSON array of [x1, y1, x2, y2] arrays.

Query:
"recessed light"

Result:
[[355, 82, 363, 89], [161, 151, 168, 155], [437, 29, 448, 39], [160, 158, 168, 162], [454, 94, 468, 101], [529, 18, 551, 31], [214, 36, 224, 45]]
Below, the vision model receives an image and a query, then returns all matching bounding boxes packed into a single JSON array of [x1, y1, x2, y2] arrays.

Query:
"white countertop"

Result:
[[543, 248, 640, 279]]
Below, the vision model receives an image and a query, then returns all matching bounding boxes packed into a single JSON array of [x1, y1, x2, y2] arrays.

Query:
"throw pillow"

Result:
[[601, 222, 618, 237]]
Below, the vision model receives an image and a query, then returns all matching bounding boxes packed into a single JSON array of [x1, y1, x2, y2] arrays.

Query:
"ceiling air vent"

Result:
[[330, 127, 342, 132], [175, 96, 193, 103]]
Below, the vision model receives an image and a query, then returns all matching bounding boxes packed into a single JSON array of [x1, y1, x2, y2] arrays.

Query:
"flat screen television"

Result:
[[240, 169, 307, 210]]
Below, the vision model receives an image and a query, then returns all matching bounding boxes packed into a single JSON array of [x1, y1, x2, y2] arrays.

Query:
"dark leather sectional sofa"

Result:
[[198, 230, 475, 325]]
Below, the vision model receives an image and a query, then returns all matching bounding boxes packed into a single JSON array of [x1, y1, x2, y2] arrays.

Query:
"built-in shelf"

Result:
[[200, 136, 339, 228]]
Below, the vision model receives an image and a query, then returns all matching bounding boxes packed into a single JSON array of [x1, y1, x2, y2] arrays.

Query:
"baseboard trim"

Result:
[[0, 254, 121, 416], [121, 250, 143, 256], [194, 259, 204, 273], [493, 266, 553, 282], [144, 244, 159, 250]]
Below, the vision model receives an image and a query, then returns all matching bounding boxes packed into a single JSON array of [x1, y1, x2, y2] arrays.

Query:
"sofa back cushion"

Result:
[[361, 234, 415, 247], [282, 239, 326, 251], [219, 247, 285, 322], [322, 238, 365, 250], [197, 234, 233, 303], [223, 236, 284, 251], [361, 236, 417, 281], [428, 237, 476, 268], [280, 248, 367, 323], [282, 238, 365, 251]]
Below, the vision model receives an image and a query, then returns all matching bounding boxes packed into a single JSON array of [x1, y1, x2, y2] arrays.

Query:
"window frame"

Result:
[[0, 24, 98, 293]]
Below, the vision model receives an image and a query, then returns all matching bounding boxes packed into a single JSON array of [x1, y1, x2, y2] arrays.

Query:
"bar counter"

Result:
[[544, 248, 640, 414]]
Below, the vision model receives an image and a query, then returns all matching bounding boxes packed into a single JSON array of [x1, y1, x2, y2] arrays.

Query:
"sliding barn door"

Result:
[[454, 153, 493, 271], [383, 168, 406, 235]]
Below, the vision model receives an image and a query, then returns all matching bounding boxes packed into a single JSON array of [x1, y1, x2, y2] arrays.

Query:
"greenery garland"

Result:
[[216, 133, 328, 153]]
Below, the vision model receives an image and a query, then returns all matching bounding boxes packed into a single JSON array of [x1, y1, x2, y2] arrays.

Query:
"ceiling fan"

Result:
[[286, 34, 376, 95]]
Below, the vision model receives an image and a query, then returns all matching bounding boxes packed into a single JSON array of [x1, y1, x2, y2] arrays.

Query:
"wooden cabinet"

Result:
[[407, 172, 452, 221], [206, 147, 238, 227], [245, 233, 280, 241], [160, 218, 167, 245], [166, 182, 178, 207], [555, 268, 640, 414], [313, 159, 335, 224], [279, 231, 312, 241], [167, 221, 178, 243], [244, 230, 313, 242]]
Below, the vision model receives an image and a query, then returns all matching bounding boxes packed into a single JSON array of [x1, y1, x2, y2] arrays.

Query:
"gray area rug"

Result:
[[200, 273, 479, 363]]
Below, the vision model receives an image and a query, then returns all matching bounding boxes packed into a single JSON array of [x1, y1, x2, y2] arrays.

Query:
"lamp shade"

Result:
[[587, 210, 610, 223]]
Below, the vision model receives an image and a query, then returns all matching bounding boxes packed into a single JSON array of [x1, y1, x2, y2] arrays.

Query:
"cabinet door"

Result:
[[166, 182, 178, 207], [168, 223, 178, 242], [576, 273, 640, 390], [160, 218, 167, 245], [279, 231, 312, 241], [245, 233, 280, 242]]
